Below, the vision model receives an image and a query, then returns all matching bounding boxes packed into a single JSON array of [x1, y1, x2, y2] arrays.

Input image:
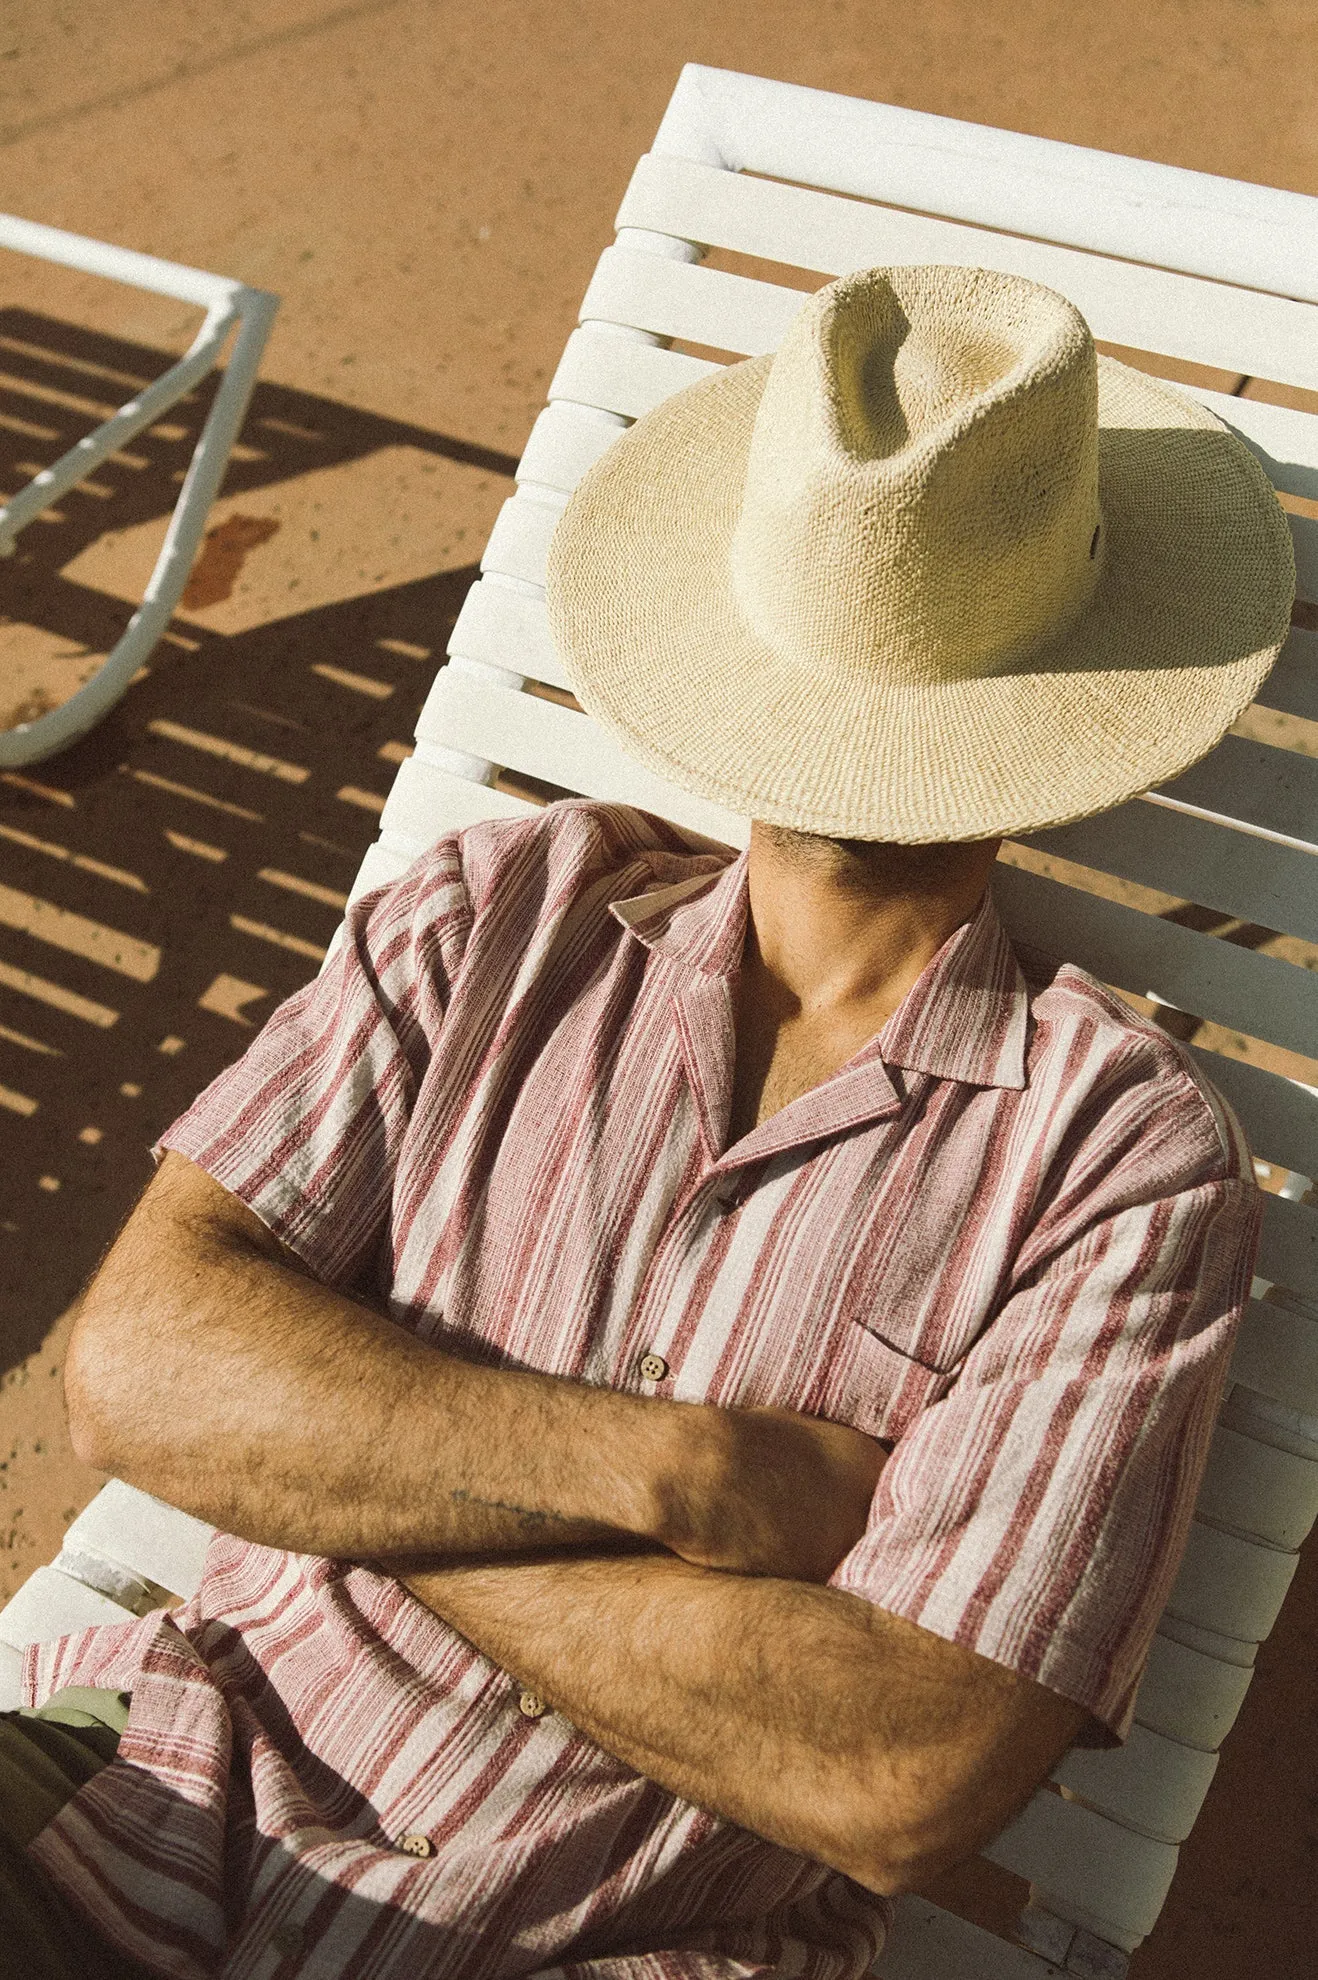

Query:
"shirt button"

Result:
[[518, 1690, 549, 1719], [638, 1351, 669, 1382], [398, 1832, 435, 1857]]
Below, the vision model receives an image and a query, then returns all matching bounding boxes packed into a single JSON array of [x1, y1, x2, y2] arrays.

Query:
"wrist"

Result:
[[639, 1399, 734, 1558]]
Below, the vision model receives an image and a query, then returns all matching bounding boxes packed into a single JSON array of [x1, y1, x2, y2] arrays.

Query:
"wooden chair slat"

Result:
[[1256, 1191, 1318, 1300], [448, 578, 573, 690], [657, 70, 1316, 301], [1158, 1612, 1256, 1670], [1229, 1296, 1318, 1415], [580, 243, 806, 355], [1194, 1425, 1318, 1552], [61, 1480, 213, 1601], [1255, 626, 1318, 722], [1149, 734, 1318, 853], [549, 324, 718, 420], [345, 840, 423, 908], [0, 1643, 23, 1712], [0, 1565, 137, 1651], [1133, 1631, 1254, 1752], [992, 863, 1318, 1063], [380, 752, 537, 854], [481, 490, 565, 588], [877, 1895, 1060, 1978], [416, 671, 748, 848], [1164, 1516, 1299, 1642], [517, 402, 628, 498], [1051, 1722, 1218, 1846], [617, 155, 1318, 390], [1023, 806, 1318, 947], [984, 1787, 1178, 1951]]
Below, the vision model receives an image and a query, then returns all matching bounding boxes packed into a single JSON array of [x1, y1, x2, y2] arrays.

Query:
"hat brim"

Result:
[[546, 353, 1295, 843]]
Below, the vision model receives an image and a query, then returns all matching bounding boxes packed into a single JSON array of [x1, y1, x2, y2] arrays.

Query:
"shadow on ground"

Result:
[[0, 307, 514, 599], [0, 312, 511, 1373]]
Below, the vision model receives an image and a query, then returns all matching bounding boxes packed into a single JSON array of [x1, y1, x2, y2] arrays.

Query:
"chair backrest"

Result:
[[3, 65, 1314, 1977]]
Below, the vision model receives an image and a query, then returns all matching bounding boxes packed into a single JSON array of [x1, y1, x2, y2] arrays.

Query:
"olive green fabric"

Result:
[[0, 1688, 146, 1978]]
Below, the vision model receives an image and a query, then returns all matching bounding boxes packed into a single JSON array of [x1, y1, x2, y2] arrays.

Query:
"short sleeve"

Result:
[[158, 836, 473, 1289], [833, 1121, 1262, 1744]]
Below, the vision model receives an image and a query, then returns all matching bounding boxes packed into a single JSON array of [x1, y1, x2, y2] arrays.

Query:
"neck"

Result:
[[744, 822, 1001, 1023]]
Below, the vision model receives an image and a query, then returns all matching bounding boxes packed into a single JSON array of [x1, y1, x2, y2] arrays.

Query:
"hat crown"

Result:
[[729, 266, 1104, 684]]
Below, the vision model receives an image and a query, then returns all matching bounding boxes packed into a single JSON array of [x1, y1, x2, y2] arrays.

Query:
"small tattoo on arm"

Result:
[[451, 1487, 572, 1527]]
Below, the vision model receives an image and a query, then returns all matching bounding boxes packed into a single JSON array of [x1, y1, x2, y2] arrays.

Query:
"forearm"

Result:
[[67, 1156, 887, 1581], [65, 1157, 685, 1562], [402, 1552, 1058, 1894]]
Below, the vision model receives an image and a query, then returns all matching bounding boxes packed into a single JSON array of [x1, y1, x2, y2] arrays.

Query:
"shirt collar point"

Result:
[[609, 855, 746, 977], [879, 892, 1031, 1092]]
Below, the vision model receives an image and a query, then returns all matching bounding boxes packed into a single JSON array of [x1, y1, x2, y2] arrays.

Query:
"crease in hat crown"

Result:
[[728, 266, 1107, 686]]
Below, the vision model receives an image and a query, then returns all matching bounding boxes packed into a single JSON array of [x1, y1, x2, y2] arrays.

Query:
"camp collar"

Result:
[[610, 853, 1029, 1091]]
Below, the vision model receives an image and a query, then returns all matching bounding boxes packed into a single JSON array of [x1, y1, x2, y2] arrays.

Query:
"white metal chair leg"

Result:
[[0, 212, 278, 766]]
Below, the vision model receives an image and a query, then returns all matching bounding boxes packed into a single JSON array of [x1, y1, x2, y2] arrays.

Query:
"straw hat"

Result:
[[546, 265, 1294, 842]]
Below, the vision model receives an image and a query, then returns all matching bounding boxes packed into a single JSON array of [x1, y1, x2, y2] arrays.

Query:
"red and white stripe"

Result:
[[26, 801, 1259, 1979]]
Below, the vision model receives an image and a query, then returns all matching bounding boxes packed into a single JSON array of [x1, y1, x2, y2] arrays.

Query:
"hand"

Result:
[[658, 1405, 888, 1585]]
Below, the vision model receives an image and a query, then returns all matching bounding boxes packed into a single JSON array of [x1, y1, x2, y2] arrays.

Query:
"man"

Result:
[[6, 265, 1294, 1979]]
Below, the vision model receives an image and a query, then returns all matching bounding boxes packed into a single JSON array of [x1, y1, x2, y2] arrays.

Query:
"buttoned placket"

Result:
[[619, 970, 913, 1393], [605, 857, 1026, 1401]]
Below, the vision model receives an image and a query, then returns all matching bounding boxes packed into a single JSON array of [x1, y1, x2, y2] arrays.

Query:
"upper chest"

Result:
[[385, 931, 1042, 1432], [728, 993, 904, 1143]]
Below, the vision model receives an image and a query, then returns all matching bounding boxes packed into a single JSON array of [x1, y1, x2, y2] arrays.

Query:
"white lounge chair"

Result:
[[3, 66, 1315, 1980], [0, 216, 277, 766]]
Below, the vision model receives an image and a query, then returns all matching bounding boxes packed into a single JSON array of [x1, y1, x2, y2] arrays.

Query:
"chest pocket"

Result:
[[816, 1322, 958, 1446]]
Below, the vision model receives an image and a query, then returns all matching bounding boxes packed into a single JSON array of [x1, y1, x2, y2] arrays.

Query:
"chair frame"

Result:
[[0, 211, 278, 766]]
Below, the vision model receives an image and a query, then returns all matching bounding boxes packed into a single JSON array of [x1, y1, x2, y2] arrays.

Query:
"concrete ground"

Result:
[[0, 2, 1315, 1972]]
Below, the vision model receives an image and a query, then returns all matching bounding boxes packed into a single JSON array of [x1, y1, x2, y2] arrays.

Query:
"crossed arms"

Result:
[[64, 1150, 1086, 1897]]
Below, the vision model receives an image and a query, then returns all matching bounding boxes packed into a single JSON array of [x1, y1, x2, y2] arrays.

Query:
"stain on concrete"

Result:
[[0, 684, 57, 730], [182, 515, 280, 610]]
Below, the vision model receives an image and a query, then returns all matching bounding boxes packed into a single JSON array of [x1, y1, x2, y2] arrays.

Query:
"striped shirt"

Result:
[[26, 800, 1260, 1980]]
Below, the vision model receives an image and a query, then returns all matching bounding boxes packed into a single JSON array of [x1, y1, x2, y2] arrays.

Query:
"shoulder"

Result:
[[1014, 942, 1254, 1190], [454, 798, 728, 904], [347, 801, 731, 1007], [386, 799, 729, 951]]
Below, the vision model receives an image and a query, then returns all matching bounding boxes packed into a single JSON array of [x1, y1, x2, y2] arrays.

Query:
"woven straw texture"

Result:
[[547, 266, 1294, 843]]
